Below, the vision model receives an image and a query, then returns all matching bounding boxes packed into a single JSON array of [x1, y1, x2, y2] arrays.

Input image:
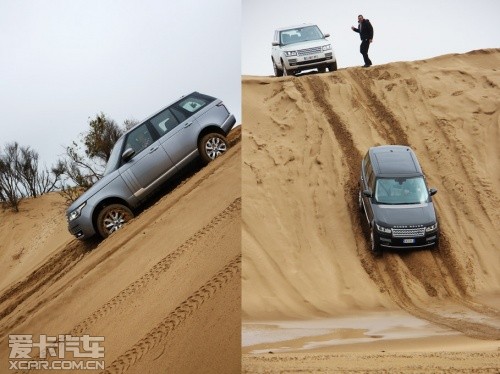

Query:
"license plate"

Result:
[[304, 55, 318, 61], [403, 239, 415, 244]]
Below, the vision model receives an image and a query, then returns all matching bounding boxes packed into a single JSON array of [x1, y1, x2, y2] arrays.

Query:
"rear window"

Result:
[[175, 92, 216, 115]]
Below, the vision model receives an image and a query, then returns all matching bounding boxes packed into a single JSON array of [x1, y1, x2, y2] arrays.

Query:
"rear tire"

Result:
[[198, 133, 228, 164], [97, 204, 134, 238]]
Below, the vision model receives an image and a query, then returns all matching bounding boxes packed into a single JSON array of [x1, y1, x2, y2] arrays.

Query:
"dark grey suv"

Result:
[[359, 145, 439, 256], [66, 92, 235, 239]]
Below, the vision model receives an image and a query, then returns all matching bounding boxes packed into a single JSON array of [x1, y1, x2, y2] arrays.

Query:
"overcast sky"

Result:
[[0, 0, 240, 167], [242, 0, 500, 75], [2, 1, 499, 167]]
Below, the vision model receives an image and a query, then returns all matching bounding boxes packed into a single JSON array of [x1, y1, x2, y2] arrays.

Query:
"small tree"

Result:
[[16, 145, 63, 198], [0, 143, 24, 211], [0, 142, 64, 211], [58, 114, 135, 203], [84, 113, 123, 163], [123, 118, 139, 131]]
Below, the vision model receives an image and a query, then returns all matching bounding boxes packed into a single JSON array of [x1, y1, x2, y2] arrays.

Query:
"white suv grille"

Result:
[[297, 47, 322, 56], [392, 228, 426, 238]]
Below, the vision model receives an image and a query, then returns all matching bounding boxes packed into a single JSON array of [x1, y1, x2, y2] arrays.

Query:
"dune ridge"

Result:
[[0, 130, 241, 373], [242, 49, 500, 337]]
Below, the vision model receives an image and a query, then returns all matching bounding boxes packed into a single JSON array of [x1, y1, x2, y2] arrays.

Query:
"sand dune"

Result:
[[0, 129, 241, 373], [242, 49, 500, 371]]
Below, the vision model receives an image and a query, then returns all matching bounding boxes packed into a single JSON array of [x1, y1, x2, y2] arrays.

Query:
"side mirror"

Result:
[[324, 33, 330, 38], [429, 188, 438, 196], [362, 189, 372, 198], [272, 41, 279, 46], [122, 148, 135, 162]]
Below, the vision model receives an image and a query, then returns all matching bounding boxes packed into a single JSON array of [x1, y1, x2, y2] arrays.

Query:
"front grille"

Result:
[[296, 57, 326, 66], [297, 46, 322, 56], [69, 225, 81, 234], [392, 228, 426, 238]]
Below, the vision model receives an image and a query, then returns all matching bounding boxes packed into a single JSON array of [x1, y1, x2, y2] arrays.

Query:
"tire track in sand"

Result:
[[343, 71, 484, 300], [346, 69, 499, 315], [69, 198, 241, 336], [101, 255, 241, 374], [296, 76, 384, 288], [0, 239, 96, 339], [0, 148, 239, 341], [300, 75, 500, 340], [347, 68, 410, 146]]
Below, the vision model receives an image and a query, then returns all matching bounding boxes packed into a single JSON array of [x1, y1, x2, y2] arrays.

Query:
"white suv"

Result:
[[271, 24, 337, 76]]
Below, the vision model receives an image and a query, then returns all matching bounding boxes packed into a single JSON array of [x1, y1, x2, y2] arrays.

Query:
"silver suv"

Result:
[[66, 92, 235, 239], [271, 24, 337, 76]]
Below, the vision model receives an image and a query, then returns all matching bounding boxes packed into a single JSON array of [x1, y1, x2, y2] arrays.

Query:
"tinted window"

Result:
[[367, 169, 375, 191], [365, 155, 374, 190], [124, 124, 154, 156], [150, 108, 180, 136]]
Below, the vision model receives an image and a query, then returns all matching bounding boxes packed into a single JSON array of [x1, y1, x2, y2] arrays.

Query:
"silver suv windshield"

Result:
[[280, 25, 323, 45], [375, 177, 429, 205], [103, 137, 124, 176]]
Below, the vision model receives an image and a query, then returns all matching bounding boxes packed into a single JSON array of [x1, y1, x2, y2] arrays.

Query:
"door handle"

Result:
[[149, 146, 159, 153], [184, 122, 193, 128]]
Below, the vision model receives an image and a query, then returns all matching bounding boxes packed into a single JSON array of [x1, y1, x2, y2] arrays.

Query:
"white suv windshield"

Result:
[[280, 25, 323, 45], [375, 177, 429, 205]]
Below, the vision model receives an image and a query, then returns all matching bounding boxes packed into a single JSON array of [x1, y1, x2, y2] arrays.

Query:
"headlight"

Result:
[[425, 222, 438, 232], [68, 202, 87, 222], [376, 224, 392, 234], [322, 44, 332, 51], [284, 51, 297, 57]]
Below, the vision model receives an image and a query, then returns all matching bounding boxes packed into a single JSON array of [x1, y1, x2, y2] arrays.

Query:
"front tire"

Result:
[[198, 133, 228, 164], [328, 61, 338, 72], [97, 204, 134, 238], [370, 226, 382, 257], [281, 59, 293, 76], [272, 59, 283, 77]]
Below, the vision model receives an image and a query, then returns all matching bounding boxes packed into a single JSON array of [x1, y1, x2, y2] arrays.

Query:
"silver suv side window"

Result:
[[171, 107, 187, 123], [150, 108, 180, 136], [178, 96, 209, 113], [125, 124, 154, 156]]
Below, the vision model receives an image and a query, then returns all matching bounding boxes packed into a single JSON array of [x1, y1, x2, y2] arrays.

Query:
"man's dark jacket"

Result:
[[354, 19, 373, 40]]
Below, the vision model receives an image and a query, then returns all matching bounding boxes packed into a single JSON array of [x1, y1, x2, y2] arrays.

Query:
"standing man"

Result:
[[351, 15, 374, 67]]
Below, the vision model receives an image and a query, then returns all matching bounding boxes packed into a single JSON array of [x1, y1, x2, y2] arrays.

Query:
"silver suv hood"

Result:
[[66, 170, 120, 214]]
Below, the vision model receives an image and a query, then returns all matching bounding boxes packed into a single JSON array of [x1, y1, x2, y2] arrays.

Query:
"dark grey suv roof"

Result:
[[369, 145, 422, 177]]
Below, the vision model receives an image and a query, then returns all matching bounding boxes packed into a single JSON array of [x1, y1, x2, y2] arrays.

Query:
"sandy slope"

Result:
[[242, 49, 500, 371], [0, 128, 241, 373]]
